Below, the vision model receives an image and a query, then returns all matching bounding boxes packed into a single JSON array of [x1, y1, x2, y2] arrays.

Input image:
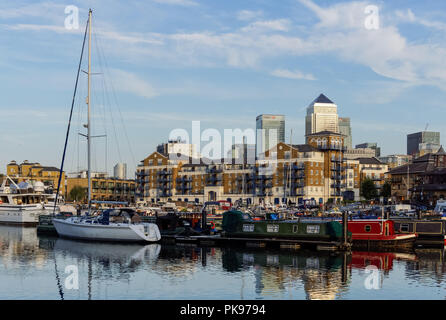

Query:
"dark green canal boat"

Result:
[[222, 210, 350, 243]]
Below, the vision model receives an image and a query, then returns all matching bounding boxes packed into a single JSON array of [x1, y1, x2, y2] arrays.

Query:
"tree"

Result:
[[361, 178, 378, 200], [69, 185, 87, 202], [381, 181, 391, 198]]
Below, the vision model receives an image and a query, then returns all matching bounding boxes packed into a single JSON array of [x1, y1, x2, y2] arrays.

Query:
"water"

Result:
[[0, 225, 445, 300]]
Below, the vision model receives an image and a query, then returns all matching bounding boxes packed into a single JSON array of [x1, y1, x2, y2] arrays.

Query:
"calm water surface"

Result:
[[0, 225, 445, 300]]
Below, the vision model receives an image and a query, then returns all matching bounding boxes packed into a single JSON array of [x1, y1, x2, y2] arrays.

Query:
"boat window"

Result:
[[306, 225, 320, 234], [243, 224, 254, 232], [400, 224, 409, 232], [364, 225, 372, 232], [293, 225, 298, 233]]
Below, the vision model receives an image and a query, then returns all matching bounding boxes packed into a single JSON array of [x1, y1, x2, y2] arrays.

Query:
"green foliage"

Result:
[[69, 185, 87, 202], [361, 178, 378, 200], [381, 181, 391, 198]]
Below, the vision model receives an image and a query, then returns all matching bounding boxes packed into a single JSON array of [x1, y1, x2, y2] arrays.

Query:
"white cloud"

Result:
[[395, 9, 446, 31], [3, 0, 446, 92], [0, 2, 66, 19], [236, 10, 263, 21], [241, 19, 291, 32], [3, 23, 81, 34], [110, 69, 158, 99], [271, 69, 316, 81]]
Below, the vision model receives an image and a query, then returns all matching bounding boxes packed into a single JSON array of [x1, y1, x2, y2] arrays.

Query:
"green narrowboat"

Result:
[[222, 210, 350, 243]]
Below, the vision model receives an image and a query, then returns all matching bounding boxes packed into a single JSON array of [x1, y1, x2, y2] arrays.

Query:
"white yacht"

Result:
[[0, 178, 45, 225], [53, 10, 161, 243]]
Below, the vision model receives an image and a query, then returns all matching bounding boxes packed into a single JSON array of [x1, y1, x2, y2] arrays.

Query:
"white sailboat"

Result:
[[53, 10, 161, 243]]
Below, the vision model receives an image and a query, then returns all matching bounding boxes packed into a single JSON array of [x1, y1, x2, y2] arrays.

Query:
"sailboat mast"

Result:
[[289, 129, 292, 203], [87, 9, 92, 213]]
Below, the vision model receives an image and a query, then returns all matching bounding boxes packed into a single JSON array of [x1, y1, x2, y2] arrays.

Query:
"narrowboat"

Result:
[[221, 210, 350, 243], [392, 219, 446, 247], [344, 219, 417, 249]]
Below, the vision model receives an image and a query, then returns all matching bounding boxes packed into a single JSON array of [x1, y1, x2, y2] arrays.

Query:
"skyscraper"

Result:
[[305, 94, 339, 136], [113, 163, 127, 180], [407, 131, 440, 156], [338, 117, 352, 149], [256, 114, 285, 157]]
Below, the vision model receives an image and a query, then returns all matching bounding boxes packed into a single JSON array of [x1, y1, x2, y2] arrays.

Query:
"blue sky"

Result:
[[1, 0, 446, 176]]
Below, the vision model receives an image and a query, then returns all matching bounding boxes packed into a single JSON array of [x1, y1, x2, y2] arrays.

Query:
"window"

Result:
[[400, 224, 409, 232], [306, 225, 320, 234], [365, 225, 372, 232], [293, 225, 298, 233]]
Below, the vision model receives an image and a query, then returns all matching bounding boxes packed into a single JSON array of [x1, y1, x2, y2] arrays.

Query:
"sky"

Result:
[[1, 0, 446, 177]]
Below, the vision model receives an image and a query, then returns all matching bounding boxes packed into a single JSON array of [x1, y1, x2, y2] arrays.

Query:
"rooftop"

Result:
[[313, 93, 334, 104]]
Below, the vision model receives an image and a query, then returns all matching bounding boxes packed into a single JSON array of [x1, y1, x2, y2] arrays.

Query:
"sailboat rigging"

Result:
[[52, 9, 160, 243]]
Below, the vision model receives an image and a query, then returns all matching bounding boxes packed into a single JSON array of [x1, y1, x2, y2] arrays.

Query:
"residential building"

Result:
[[305, 94, 339, 136], [344, 159, 361, 201], [226, 139, 256, 165], [379, 154, 412, 170], [338, 117, 352, 149], [387, 148, 446, 203], [156, 138, 200, 160], [344, 148, 376, 160], [356, 157, 389, 195], [305, 131, 346, 204], [256, 114, 285, 157], [417, 142, 441, 157], [408, 147, 446, 206], [136, 138, 350, 206], [407, 131, 440, 156], [66, 175, 136, 203], [356, 142, 380, 157], [6, 160, 65, 194]]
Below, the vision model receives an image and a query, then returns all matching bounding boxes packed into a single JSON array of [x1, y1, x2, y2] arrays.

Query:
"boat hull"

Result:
[[352, 234, 417, 249], [0, 207, 41, 225], [53, 218, 161, 243]]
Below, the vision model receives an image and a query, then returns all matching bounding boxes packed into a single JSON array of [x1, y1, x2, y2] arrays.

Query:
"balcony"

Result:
[[158, 177, 172, 183], [331, 157, 343, 162], [176, 176, 192, 183]]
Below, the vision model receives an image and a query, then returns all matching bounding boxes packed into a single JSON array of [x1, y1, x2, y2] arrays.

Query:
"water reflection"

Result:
[[221, 248, 350, 300], [0, 226, 445, 299], [0, 225, 48, 269]]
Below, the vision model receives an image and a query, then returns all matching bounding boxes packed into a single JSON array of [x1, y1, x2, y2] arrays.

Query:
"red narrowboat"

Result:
[[342, 219, 417, 249]]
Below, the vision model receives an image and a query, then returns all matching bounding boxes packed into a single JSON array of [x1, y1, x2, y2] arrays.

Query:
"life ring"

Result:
[[210, 221, 216, 230]]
